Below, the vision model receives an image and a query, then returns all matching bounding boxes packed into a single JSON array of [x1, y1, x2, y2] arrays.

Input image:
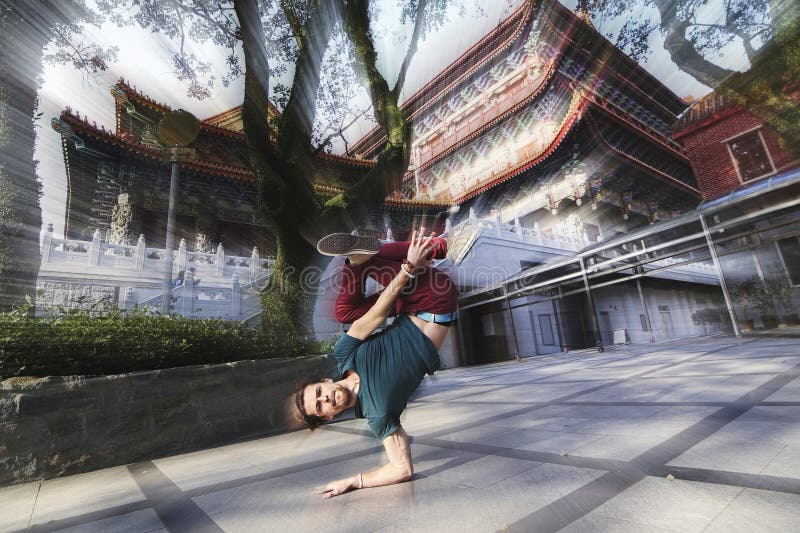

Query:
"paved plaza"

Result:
[[3, 335, 800, 532]]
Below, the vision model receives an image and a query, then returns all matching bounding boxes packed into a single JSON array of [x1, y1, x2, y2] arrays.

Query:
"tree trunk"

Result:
[[650, 0, 736, 88], [235, 0, 324, 345], [0, 1, 55, 310]]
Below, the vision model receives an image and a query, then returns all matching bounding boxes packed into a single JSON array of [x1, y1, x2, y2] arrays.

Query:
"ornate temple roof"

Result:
[[344, 0, 694, 209], [57, 79, 377, 189]]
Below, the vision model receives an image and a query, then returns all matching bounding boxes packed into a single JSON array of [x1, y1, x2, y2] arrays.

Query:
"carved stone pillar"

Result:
[[195, 201, 218, 253], [106, 193, 140, 245]]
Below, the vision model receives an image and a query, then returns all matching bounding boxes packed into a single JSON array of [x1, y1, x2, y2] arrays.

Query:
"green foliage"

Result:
[[0, 303, 300, 379], [765, 275, 797, 316], [731, 276, 777, 319], [691, 307, 723, 326], [259, 274, 309, 357]]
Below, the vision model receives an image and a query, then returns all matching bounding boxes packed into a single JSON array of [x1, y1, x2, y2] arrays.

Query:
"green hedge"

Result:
[[0, 305, 319, 379]]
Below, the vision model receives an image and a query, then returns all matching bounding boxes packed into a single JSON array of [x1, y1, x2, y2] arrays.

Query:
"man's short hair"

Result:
[[294, 381, 325, 429]]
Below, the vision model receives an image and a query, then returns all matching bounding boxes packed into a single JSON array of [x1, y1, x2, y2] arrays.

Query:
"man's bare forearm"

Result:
[[370, 269, 409, 318], [347, 269, 409, 340], [317, 427, 414, 499]]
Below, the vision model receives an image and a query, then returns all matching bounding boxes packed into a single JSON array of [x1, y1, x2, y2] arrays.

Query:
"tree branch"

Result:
[[652, 0, 737, 87], [312, 107, 371, 156], [280, 0, 307, 49], [393, 0, 428, 96], [278, 0, 337, 164], [234, 0, 319, 272]]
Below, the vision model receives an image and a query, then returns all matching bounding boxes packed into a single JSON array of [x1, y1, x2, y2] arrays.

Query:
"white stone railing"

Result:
[[444, 209, 717, 278], [37, 224, 274, 321], [444, 208, 593, 258]]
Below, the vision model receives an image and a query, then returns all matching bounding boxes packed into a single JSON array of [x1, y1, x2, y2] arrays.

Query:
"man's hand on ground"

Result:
[[315, 476, 358, 499]]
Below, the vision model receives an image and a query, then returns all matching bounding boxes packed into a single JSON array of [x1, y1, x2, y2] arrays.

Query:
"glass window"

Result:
[[777, 236, 800, 285], [727, 130, 774, 182]]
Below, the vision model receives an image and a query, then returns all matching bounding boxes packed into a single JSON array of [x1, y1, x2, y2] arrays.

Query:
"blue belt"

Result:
[[414, 311, 458, 324]]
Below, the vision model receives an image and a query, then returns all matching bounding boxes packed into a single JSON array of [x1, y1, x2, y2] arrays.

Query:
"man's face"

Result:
[[302, 379, 352, 421]]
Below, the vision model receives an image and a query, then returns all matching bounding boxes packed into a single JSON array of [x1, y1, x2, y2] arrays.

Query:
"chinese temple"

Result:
[[51, 79, 375, 256], [351, 0, 700, 241], [53, 0, 704, 260]]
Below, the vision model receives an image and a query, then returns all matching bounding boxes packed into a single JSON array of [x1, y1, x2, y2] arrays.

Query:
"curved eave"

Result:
[[384, 198, 452, 209], [116, 79, 171, 114], [198, 122, 246, 141], [585, 112, 700, 197], [551, 8, 687, 115], [61, 113, 255, 183], [116, 80, 245, 141], [312, 184, 450, 209], [453, 94, 590, 204], [317, 152, 377, 169], [583, 98, 689, 161]]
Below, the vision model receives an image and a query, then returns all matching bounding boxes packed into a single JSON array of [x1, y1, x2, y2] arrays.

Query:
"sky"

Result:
[[35, 0, 754, 239]]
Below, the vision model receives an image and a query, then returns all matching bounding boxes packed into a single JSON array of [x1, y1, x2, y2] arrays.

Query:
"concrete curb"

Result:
[[0, 355, 338, 485]]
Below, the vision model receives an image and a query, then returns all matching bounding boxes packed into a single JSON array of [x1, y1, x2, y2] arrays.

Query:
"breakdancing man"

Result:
[[295, 229, 457, 499]]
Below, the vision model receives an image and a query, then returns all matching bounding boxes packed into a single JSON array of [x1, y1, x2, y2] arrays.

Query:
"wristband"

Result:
[[403, 258, 422, 275], [401, 263, 415, 279], [357, 473, 364, 489]]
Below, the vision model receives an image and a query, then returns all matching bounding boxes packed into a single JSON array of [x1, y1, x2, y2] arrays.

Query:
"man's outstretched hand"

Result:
[[315, 476, 358, 499], [406, 228, 437, 269]]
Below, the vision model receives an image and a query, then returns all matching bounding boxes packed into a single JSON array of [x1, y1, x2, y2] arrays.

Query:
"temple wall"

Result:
[[679, 109, 799, 200]]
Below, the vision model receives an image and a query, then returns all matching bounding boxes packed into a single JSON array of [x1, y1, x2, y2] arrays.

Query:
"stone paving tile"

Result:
[[559, 514, 678, 533], [704, 488, 800, 533], [411, 445, 539, 488], [761, 444, 800, 479], [29, 466, 146, 528], [194, 476, 392, 533], [152, 446, 274, 493], [569, 433, 673, 461], [441, 424, 602, 456], [573, 476, 742, 533], [764, 375, 800, 401], [412, 384, 494, 402], [644, 356, 797, 377], [572, 374, 774, 403], [490, 414, 594, 432], [549, 405, 670, 420], [52, 509, 164, 533], [155, 429, 376, 491], [0, 480, 39, 533], [339, 462, 605, 533], [401, 402, 523, 435], [669, 414, 800, 477], [533, 364, 664, 381], [463, 380, 613, 403]]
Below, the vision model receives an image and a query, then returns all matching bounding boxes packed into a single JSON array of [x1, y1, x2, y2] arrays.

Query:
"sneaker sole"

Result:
[[316, 233, 380, 256]]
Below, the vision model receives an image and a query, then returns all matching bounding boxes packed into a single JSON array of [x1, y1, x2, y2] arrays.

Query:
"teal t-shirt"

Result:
[[333, 314, 441, 441]]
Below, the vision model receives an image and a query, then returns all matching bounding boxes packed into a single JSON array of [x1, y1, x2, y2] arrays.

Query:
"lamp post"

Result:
[[157, 110, 200, 314]]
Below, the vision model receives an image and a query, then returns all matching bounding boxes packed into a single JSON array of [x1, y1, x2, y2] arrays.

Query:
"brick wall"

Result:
[[676, 108, 799, 200]]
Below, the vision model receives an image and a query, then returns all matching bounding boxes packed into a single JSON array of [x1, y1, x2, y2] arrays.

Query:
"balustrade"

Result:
[[38, 224, 273, 321], [443, 214, 715, 279]]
